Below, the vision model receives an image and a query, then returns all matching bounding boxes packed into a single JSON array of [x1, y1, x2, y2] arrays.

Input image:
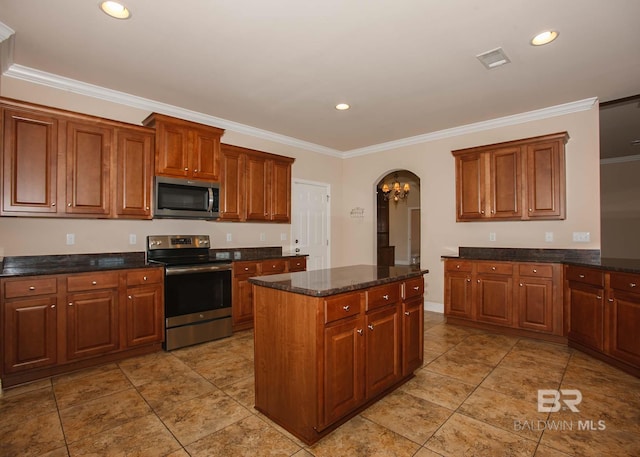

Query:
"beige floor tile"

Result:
[[52, 362, 119, 385], [221, 374, 255, 409], [361, 390, 453, 444], [425, 352, 494, 384], [165, 449, 190, 457], [39, 447, 70, 457], [67, 413, 181, 456], [0, 385, 57, 429], [53, 367, 133, 409], [480, 365, 561, 402], [118, 351, 193, 386], [562, 362, 640, 403], [414, 447, 445, 457], [540, 422, 640, 456], [308, 415, 420, 457], [458, 387, 549, 440], [534, 445, 572, 456], [497, 352, 566, 383], [504, 340, 571, 370], [195, 354, 255, 387], [444, 342, 510, 366], [292, 450, 315, 457], [0, 411, 66, 457], [400, 369, 476, 410], [137, 370, 216, 410], [186, 414, 300, 457], [156, 389, 252, 446], [425, 413, 537, 457], [59, 388, 151, 443], [0, 378, 52, 398]]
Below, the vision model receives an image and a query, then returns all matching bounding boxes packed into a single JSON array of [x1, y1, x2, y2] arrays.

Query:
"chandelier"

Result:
[[381, 174, 410, 202]]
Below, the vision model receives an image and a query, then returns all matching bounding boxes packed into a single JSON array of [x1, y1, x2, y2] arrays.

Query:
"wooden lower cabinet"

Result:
[[444, 259, 564, 340], [253, 276, 423, 444], [1, 267, 164, 387], [566, 266, 640, 376]]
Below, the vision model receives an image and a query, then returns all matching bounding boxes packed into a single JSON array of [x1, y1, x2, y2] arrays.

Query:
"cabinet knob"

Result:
[[146, 206, 150, 210], [368, 324, 374, 330], [491, 210, 495, 214], [533, 269, 537, 273], [29, 286, 36, 290], [477, 279, 480, 283], [51, 202, 56, 207], [466, 278, 471, 282], [245, 267, 249, 271], [608, 298, 614, 302], [413, 286, 420, 291], [194, 169, 198, 173], [519, 283, 523, 287], [51, 304, 56, 309], [67, 203, 72, 207], [357, 329, 364, 336], [184, 167, 188, 171], [456, 265, 460, 269], [343, 305, 350, 312], [92, 281, 97, 285], [579, 274, 585, 278], [596, 295, 602, 300], [128, 295, 132, 299], [481, 210, 485, 214], [68, 302, 73, 306], [491, 266, 496, 271], [383, 294, 389, 300], [529, 208, 532, 212], [143, 276, 147, 281], [630, 283, 637, 288], [404, 311, 410, 316]]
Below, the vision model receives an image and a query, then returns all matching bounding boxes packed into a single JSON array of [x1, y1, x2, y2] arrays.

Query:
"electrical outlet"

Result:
[[66, 233, 75, 245], [545, 232, 554, 242], [489, 232, 496, 242], [572, 232, 591, 242], [260, 233, 266, 242], [226, 233, 232, 242], [129, 234, 137, 245]]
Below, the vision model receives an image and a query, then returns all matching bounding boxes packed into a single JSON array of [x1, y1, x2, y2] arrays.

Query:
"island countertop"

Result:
[[248, 264, 428, 297]]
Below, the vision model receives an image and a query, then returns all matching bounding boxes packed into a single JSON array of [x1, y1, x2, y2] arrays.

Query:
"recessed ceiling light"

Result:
[[531, 30, 558, 46], [335, 103, 350, 111], [100, 1, 131, 19]]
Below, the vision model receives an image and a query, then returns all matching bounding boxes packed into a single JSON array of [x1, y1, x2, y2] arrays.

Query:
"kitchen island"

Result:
[[248, 264, 428, 444]]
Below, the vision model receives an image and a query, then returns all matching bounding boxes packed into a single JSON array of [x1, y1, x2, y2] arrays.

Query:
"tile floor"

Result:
[[1, 311, 639, 456]]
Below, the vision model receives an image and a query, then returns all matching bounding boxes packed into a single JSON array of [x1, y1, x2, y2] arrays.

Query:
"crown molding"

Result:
[[343, 97, 598, 158], [3, 64, 598, 159], [600, 154, 640, 165], [0, 21, 14, 41], [3, 64, 344, 158]]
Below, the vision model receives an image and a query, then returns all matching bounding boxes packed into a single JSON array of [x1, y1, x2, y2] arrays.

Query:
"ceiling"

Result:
[[0, 0, 639, 154]]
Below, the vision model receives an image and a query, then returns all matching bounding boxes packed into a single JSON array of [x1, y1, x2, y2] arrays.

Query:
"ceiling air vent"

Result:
[[476, 47, 511, 69]]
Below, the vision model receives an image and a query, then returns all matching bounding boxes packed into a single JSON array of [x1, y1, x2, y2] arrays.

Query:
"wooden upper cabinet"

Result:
[[246, 153, 270, 221], [453, 132, 568, 222], [115, 128, 154, 218], [219, 144, 245, 221], [143, 113, 224, 181], [270, 158, 292, 222], [65, 121, 112, 216], [1, 107, 59, 215]]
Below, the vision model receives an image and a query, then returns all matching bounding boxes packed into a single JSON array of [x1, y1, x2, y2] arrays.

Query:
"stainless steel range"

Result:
[[146, 235, 232, 350]]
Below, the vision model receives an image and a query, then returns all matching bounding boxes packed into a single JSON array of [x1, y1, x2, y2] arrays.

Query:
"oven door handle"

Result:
[[207, 187, 214, 213], [165, 264, 232, 276]]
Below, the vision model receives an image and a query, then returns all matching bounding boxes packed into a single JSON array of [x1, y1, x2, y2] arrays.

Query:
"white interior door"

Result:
[[292, 180, 330, 271]]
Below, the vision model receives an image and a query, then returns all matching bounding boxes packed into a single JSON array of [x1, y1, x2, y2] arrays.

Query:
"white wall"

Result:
[[339, 107, 601, 306]]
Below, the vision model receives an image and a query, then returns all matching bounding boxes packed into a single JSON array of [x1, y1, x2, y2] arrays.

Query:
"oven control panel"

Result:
[[147, 235, 210, 250]]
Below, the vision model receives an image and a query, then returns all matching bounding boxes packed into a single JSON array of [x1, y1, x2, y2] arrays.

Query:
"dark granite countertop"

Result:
[[248, 264, 428, 297], [442, 247, 640, 274]]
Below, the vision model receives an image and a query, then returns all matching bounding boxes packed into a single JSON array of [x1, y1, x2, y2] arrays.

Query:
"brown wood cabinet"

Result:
[[452, 132, 568, 222], [0, 98, 154, 219], [566, 266, 640, 376], [253, 275, 424, 444], [0, 267, 164, 387], [143, 113, 224, 181], [219, 143, 294, 222], [444, 259, 564, 341], [231, 257, 307, 331]]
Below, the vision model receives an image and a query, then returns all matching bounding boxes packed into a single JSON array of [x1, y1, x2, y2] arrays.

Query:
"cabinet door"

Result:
[[444, 272, 473, 319], [456, 153, 485, 220], [245, 154, 270, 221], [490, 147, 521, 218], [3, 297, 57, 373], [232, 276, 254, 330], [525, 140, 565, 219], [115, 128, 153, 218], [125, 285, 163, 347], [219, 146, 245, 221], [66, 290, 119, 359], [402, 297, 424, 376], [517, 277, 553, 332], [608, 291, 640, 366], [568, 282, 604, 351], [365, 304, 401, 397], [476, 274, 513, 326], [155, 122, 190, 177], [190, 127, 221, 181], [271, 159, 292, 222], [2, 108, 59, 214], [322, 316, 365, 427], [65, 121, 112, 215]]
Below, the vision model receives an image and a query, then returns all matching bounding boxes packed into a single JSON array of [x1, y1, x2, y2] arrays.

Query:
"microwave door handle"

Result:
[[207, 188, 214, 212]]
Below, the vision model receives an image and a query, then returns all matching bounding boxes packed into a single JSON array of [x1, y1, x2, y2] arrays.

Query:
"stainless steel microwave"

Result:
[[154, 176, 220, 220]]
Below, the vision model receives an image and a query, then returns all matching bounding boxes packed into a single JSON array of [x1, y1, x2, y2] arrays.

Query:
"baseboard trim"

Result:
[[424, 300, 444, 313]]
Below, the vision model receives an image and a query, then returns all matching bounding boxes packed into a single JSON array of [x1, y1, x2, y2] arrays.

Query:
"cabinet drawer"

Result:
[[518, 263, 553, 278], [288, 257, 306, 272], [4, 277, 57, 299], [233, 261, 259, 276], [261, 259, 287, 275], [445, 260, 473, 273], [610, 272, 640, 294], [126, 268, 163, 286], [565, 266, 604, 287], [403, 277, 424, 300], [477, 262, 513, 275], [367, 283, 401, 311], [325, 292, 362, 324], [67, 272, 120, 292]]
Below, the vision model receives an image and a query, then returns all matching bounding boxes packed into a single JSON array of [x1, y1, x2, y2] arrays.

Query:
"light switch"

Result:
[[129, 234, 137, 245], [66, 233, 75, 245], [226, 233, 232, 242], [545, 232, 554, 242], [489, 232, 496, 242]]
